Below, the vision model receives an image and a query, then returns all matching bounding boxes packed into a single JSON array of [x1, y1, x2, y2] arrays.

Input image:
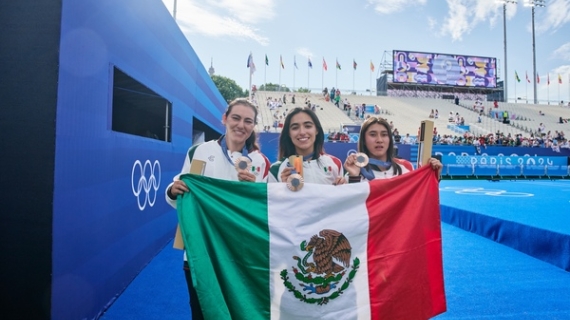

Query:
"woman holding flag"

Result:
[[268, 107, 345, 185], [344, 117, 442, 182], [165, 98, 270, 319]]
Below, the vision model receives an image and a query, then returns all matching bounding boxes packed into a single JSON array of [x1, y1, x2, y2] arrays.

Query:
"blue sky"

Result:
[[161, 0, 570, 104]]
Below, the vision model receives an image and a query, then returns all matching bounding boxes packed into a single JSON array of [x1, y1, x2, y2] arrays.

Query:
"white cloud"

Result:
[[427, 16, 438, 31], [366, 0, 427, 14], [296, 47, 314, 59], [439, 0, 511, 41], [440, 0, 472, 41], [210, 0, 275, 24], [164, 0, 273, 45], [535, 0, 570, 33], [553, 65, 570, 76], [553, 43, 570, 61]]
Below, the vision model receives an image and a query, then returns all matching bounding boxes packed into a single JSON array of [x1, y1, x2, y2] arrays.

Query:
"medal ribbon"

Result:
[[360, 159, 391, 181], [220, 135, 250, 165]]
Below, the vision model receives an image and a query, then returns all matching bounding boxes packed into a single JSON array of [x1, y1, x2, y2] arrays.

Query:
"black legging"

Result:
[[183, 261, 204, 320]]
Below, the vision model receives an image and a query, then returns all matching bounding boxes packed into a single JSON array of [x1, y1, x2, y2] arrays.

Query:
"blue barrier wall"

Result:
[[51, 0, 226, 318]]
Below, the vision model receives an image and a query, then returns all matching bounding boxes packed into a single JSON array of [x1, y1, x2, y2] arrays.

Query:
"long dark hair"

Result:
[[225, 98, 260, 151], [358, 117, 403, 175], [278, 107, 324, 159]]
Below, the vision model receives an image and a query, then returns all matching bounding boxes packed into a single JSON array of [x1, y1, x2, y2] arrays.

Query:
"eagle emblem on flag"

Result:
[[280, 229, 360, 305]]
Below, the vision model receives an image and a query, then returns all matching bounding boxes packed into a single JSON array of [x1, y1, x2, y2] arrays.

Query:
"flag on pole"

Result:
[[323, 58, 328, 71], [247, 53, 256, 75], [177, 167, 446, 320], [353, 59, 357, 70], [336, 59, 341, 70], [280, 55, 285, 69], [308, 57, 313, 68], [265, 54, 269, 66], [370, 61, 375, 72], [537, 73, 540, 84], [548, 73, 550, 85], [559, 74, 563, 84], [526, 71, 530, 83], [294, 56, 298, 69], [515, 71, 520, 82]]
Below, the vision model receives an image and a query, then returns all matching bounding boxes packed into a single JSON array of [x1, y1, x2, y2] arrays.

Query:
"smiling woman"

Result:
[[268, 108, 345, 185], [165, 98, 271, 319]]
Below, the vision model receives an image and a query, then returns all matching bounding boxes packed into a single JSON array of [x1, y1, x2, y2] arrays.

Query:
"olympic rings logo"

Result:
[[131, 160, 161, 210], [439, 187, 533, 197]]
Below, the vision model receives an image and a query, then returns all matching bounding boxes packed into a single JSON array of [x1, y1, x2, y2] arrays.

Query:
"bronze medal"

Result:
[[354, 152, 369, 168], [235, 156, 252, 172], [286, 173, 304, 192]]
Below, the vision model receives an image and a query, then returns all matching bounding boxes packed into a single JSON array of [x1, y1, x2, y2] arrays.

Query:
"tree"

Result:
[[259, 83, 291, 92], [211, 75, 246, 102], [295, 87, 311, 93]]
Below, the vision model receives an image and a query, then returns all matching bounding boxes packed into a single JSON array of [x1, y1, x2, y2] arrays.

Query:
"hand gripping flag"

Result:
[[176, 166, 447, 320]]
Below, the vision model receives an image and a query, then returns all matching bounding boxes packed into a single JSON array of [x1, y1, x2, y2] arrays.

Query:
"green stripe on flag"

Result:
[[178, 174, 270, 319]]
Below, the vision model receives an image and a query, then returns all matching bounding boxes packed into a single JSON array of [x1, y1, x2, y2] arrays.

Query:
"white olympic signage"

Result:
[[439, 187, 534, 197], [131, 160, 161, 210]]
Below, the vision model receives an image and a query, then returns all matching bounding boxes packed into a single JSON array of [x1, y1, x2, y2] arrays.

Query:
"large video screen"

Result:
[[393, 50, 496, 88]]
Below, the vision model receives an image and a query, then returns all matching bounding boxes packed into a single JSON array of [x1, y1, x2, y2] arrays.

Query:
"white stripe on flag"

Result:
[[268, 182, 371, 319]]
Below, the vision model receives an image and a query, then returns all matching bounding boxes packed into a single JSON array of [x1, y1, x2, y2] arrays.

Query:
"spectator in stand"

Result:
[[493, 100, 498, 108], [334, 94, 341, 108], [434, 109, 439, 119], [539, 110, 545, 116], [343, 98, 349, 111], [429, 109, 435, 118], [393, 128, 401, 144]]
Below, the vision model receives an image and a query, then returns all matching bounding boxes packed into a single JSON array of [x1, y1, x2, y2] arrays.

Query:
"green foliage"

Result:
[[295, 87, 311, 93], [211, 75, 246, 102], [259, 83, 291, 92]]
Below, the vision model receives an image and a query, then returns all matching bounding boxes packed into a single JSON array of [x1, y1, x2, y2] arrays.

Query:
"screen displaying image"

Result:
[[393, 50, 496, 88]]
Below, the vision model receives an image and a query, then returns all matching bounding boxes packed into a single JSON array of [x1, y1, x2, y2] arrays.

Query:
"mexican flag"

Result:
[[177, 166, 446, 319]]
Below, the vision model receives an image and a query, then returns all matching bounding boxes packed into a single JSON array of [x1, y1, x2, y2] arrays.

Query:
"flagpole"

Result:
[[249, 53, 253, 101], [293, 57, 296, 92], [352, 65, 356, 92], [369, 69, 372, 96], [525, 75, 528, 104], [321, 62, 324, 92], [308, 64, 310, 93], [264, 62, 266, 92], [335, 59, 338, 89], [515, 79, 517, 103], [547, 74, 550, 104]]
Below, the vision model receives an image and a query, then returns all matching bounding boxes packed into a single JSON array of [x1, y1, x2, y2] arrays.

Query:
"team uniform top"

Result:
[[165, 139, 270, 209], [268, 154, 344, 184], [356, 158, 414, 181]]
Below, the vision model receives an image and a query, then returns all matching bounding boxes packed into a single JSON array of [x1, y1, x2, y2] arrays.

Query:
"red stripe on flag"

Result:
[[366, 166, 446, 318]]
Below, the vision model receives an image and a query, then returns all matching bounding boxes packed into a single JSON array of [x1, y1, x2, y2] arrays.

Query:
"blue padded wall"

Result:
[[52, 0, 226, 318]]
